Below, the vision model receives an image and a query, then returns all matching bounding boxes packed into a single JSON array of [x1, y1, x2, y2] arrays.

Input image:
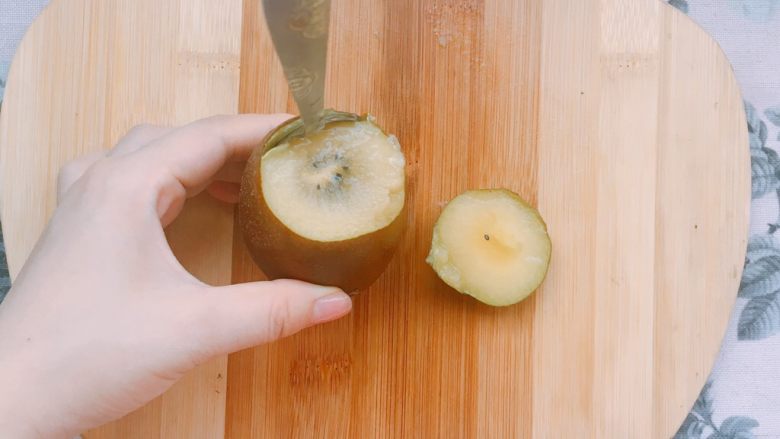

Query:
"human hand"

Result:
[[0, 115, 352, 438]]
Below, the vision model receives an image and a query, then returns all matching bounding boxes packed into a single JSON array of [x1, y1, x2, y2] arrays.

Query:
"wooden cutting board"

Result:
[[0, 0, 749, 437]]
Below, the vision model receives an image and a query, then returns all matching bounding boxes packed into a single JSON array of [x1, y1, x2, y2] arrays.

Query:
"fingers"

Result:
[[57, 124, 172, 202], [108, 124, 173, 157], [206, 161, 246, 204], [117, 114, 290, 220], [57, 151, 105, 202], [205, 161, 246, 204], [130, 114, 291, 196], [190, 280, 351, 357], [63, 115, 291, 222], [206, 181, 240, 204], [213, 161, 246, 183]]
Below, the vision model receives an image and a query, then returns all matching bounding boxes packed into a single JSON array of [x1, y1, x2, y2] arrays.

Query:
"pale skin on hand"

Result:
[[0, 114, 353, 439]]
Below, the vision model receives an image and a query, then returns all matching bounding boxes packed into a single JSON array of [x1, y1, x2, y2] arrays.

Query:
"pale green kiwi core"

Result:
[[261, 120, 406, 242]]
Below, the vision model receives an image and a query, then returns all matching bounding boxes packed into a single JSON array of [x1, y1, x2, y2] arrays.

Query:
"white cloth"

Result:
[[0, 0, 47, 100]]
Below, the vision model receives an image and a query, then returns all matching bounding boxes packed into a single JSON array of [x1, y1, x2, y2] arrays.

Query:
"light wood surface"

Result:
[[0, 0, 749, 437], [0, 0, 242, 437]]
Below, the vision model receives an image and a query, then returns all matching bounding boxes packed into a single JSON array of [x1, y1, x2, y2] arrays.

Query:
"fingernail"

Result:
[[312, 291, 352, 323]]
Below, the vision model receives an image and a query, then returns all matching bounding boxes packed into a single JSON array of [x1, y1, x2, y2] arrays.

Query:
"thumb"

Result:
[[192, 279, 351, 356]]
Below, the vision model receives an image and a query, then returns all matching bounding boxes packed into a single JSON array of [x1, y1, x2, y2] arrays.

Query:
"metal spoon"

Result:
[[262, 0, 331, 134]]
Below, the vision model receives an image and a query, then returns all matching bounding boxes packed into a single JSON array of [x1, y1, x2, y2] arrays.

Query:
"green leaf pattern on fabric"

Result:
[[739, 254, 780, 298], [750, 154, 778, 199], [746, 235, 780, 260], [675, 382, 760, 438], [669, 0, 691, 13], [738, 291, 780, 340], [745, 102, 780, 204], [765, 106, 780, 127], [0, 223, 8, 304], [737, 226, 780, 340], [729, 0, 780, 22], [716, 416, 760, 438]]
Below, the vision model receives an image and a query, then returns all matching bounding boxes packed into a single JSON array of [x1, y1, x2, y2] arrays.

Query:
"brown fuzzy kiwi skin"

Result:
[[238, 112, 406, 293]]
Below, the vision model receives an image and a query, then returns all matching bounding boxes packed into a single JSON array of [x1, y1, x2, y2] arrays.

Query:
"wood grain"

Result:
[[0, 0, 749, 437], [0, 0, 242, 437]]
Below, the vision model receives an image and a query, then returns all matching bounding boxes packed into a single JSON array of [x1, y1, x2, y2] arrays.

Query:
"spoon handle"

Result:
[[262, 0, 331, 134]]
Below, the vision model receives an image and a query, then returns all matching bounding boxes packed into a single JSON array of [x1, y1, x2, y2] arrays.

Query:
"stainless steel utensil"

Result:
[[262, 0, 331, 134]]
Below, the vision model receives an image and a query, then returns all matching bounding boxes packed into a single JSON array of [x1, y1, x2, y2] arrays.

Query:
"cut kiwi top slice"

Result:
[[261, 113, 406, 242], [427, 189, 552, 306]]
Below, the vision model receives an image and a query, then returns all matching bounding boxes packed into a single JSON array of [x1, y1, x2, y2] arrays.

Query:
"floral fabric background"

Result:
[[667, 1, 780, 437], [1, 0, 780, 437]]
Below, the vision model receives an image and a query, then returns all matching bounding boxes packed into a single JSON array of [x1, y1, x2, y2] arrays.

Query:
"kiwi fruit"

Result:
[[239, 110, 406, 292], [426, 189, 551, 306]]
